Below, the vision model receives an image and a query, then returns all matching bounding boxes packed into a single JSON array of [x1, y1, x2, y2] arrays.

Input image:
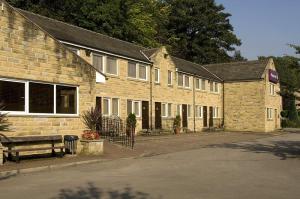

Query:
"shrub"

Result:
[[280, 110, 289, 118], [173, 115, 181, 128], [81, 107, 102, 132], [126, 113, 136, 135]]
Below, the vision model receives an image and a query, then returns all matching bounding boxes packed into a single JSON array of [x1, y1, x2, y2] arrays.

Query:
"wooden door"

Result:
[[203, 106, 208, 127], [155, 102, 162, 129], [142, 101, 149, 129], [209, 106, 213, 127], [182, 104, 188, 128], [96, 97, 102, 112]]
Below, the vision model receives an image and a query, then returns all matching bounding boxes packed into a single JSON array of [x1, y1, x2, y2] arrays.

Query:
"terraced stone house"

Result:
[[0, 1, 282, 139]]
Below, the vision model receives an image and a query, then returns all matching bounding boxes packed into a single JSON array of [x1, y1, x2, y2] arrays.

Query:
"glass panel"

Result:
[[93, 54, 103, 72], [215, 83, 218, 92], [187, 105, 191, 117], [128, 62, 136, 78], [56, 85, 77, 114], [201, 79, 206, 90], [112, 98, 119, 115], [168, 71, 172, 85], [133, 101, 139, 116], [210, 81, 214, 91], [161, 104, 166, 117], [103, 98, 109, 115], [178, 73, 183, 86], [176, 105, 181, 116], [29, 82, 54, 113], [195, 79, 200, 89], [168, 103, 172, 117], [0, 80, 25, 111], [139, 64, 147, 80], [185, 76, 190, 87], [127, 100, 132, 115], [106, 57, 117, 75], [155, 68, 159, 82]]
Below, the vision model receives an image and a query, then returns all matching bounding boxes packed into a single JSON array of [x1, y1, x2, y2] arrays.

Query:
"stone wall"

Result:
[[0, 3, 97, 137]]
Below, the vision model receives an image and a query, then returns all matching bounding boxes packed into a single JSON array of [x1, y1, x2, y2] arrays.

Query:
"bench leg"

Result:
[[15, 152, 20, 163], [51, 143, 55, 157], [60, 148, 64, 158]]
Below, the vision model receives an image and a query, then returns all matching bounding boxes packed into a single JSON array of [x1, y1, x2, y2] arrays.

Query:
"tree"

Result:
[[232, 50, 247, 62], [164, 0, 241, 64]]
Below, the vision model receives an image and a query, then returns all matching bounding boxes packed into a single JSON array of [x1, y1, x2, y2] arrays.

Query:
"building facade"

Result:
[[0, 1, 282, 138]]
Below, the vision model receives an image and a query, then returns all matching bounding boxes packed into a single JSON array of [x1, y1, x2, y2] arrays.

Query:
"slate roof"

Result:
[[203, 60, 269, 82], [18, 9, 150, 63], [170, 56, 222, 82]]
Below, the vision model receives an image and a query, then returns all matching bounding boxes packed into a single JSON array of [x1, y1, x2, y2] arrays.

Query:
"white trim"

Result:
[[102, 97, 111, 116], [60, 40, 151, 65], [154, 68, 160, 83], [0, 77, 79, 116], [168, 70, 173, 86]]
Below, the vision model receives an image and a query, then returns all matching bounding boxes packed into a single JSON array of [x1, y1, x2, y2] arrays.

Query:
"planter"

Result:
[[80, 139, 104, 155], [174, 127, 181, 134]]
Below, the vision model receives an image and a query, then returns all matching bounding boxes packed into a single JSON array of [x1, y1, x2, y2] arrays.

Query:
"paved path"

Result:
[[0, 132, 299, 199]]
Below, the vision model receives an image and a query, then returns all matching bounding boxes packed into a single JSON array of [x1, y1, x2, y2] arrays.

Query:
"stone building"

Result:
[[0, 1, 282, 138]]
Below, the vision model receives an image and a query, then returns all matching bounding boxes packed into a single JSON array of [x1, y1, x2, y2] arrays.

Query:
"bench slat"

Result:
[[4, 146, 65, 153], [0, 135, 63, 144]]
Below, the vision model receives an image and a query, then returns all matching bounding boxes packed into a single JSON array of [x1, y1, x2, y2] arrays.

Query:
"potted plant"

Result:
[[126, 113, 137, 137], [80, 107, 104, 155], [173, 115, 181, 134]]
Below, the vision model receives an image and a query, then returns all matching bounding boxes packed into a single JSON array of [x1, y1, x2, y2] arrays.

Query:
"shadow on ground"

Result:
[[52, 183, 161, 199], [207, 141, 300, 160]]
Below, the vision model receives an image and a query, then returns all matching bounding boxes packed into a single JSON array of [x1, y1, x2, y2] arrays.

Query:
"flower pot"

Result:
[[174, 127, 181, 134], [80, 139, 104, 155]]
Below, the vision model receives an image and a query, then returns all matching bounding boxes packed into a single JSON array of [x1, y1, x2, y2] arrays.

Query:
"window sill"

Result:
[[154, 82, 160, 85], [178, 86, 192, 91], [127, 77, 148, 83], [267, 118, 273, 121], [195, 89, 207, 93], [105, 73, 120, 78]]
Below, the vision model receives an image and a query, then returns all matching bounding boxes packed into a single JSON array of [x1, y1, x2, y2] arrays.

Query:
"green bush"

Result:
[[126, 113, 137, 130], [280, 110, 289, 118], [173, 115, 181, 128], [282, 119, 300, 128]]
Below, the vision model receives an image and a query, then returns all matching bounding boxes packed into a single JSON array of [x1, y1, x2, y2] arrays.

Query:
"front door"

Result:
[[209, 106, 213, 127], [96, 97, 102, 112], [203, 106, 208, 127], [142, 101, 149, 129], [182, 104, 188, 128], [155, 102, 162, 129]]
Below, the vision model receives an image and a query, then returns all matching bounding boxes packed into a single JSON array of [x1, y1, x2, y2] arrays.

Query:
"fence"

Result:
[[98, 116, 135, 149]]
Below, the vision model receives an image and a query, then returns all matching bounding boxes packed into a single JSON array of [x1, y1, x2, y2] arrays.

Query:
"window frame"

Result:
[[269, 83, 275, 95], [127, 62, 148, 81], [267, 108, 273, 120], [154, 68, 160, 83], [168, 70, 173, 86], [92, 52, 104, 73], [177, 73, 190, 88], [161, 103, 172, 118], [0, 78, 79, 116], [105, 56, 119, 76], [127, 99, 141, 117], [213, 107, 219, 118], [196, 105, 203, 118]]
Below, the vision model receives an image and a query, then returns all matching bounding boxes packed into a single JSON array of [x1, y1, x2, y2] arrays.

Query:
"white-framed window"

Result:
[[177, 73, 190, 88], [103, 98, 110, 116], [154, 68, 160, 83], [201, 79, 206, 90], [176, 104, 182, 116], [213, 107, 219, 118], [210, 81, 219, 93], [269, 84, 275, 95], [127, 100, 141, 117], [210, 81, 214, 92], [162, 103, 172, 117], [92, 53, 104, 72], [214, 82, 219, 93], [106, 56, 118, 75], [195, 78, 200, 90], [168, 70, 173, 85], [187, 104, 192, 117], [128, 62, 148, 80], [267, 108, 273, 119], [196, 105, 203, 118], [0, 78, 78, 116], [102, 97, 119, 116]]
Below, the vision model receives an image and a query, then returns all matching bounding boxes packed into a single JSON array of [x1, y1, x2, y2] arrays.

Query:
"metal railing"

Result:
[[98, 115, 134, 149]]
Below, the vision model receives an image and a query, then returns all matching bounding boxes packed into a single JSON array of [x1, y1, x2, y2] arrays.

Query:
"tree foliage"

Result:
[[7, 0, 242, 64]]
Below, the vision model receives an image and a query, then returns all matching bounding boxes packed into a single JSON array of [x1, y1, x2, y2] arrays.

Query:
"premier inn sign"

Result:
[[269, 69, 279, 83]]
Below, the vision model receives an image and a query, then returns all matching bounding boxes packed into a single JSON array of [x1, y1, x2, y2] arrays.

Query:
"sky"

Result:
[[216, 0, 300, 60]]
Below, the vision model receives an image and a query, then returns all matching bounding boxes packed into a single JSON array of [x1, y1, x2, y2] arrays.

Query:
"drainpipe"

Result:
[[222, 82, 225, 128], [150, 63, 153, 131], [193, 76, 196, 133]]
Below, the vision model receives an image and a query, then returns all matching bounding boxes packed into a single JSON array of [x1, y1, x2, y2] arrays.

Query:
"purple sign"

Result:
[[269, 69, 279, 83]]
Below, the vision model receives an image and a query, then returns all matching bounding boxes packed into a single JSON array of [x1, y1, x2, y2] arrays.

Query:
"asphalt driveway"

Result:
[[0, 132, 299, 199]]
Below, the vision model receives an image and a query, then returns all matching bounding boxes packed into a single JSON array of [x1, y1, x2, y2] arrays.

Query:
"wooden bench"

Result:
[[0, 135, 65, 163]]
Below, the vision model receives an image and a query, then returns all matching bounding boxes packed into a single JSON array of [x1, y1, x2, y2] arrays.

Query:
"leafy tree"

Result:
[[164, 0, 241, 64], [232, 50, 247, 62]]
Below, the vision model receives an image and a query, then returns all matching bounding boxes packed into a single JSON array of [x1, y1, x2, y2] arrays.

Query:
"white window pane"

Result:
[[176, 105, 181, 116], [215, 83, 219, 92], [195, 79, 200, 89], [168, 71, 172, 85], [103, 99, 109, 115], [93, 54, 103, 72], [162, 104, 166, 117], [155, 68, 159, 83], [112, 98, 119, 116], [168, 103, 172, 117], [128, 62, 136, 78], [139, 65, 147, 80], [201, 79, 206, 90], [185, 76, 190, 87], [106, 57, 117, 75], [134, 101, 140, 116], [127, 100, 132, 115], [187, 105, 191, 117], [178, 74, 183, 86], [210, 81, 214, 92]]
